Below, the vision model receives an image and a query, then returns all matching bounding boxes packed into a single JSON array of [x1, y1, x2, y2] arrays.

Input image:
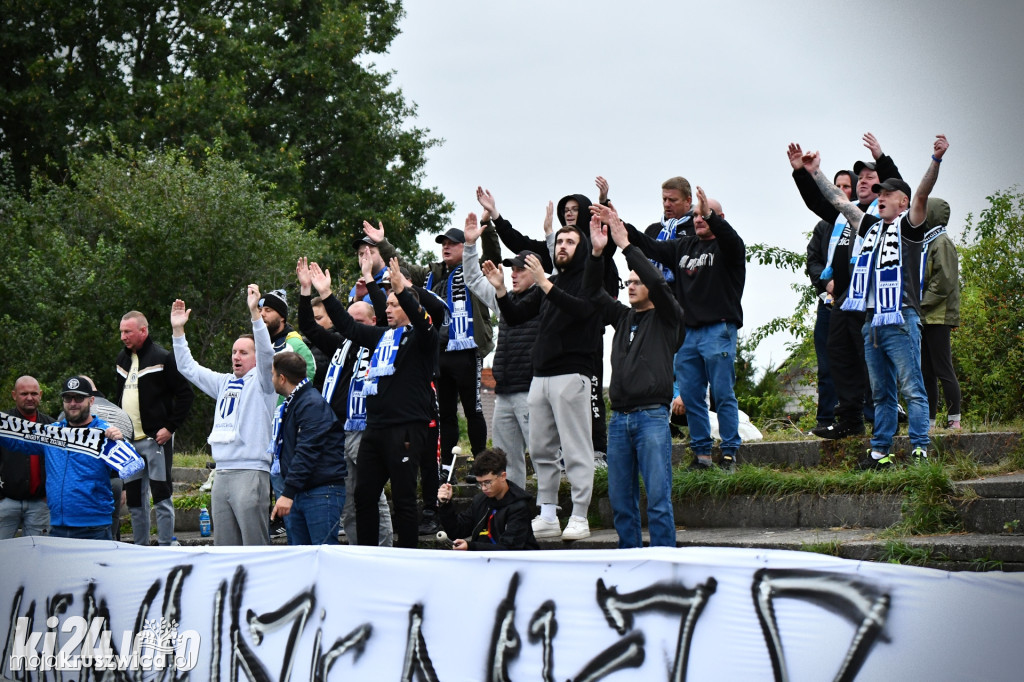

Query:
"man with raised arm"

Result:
[[789, 133, 903, 440], [309, 257, 439, 549], [801, 135, 949, 467], [171, 285, 277, 545], [297, 255, 393, 546], [586, 206, 684, 548], [461, 212, 539, 490], [626, 186, 746, 472], [484, 221, 601, 541]]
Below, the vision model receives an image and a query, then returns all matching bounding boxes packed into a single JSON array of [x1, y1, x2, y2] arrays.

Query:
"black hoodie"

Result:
[[497, 224, 601, 377]]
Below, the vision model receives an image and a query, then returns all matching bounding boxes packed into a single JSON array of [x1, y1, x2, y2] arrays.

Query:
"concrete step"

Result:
[[952, 473, 1024, 534]]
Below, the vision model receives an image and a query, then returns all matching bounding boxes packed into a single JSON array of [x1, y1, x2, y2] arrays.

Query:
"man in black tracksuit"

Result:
[[436, 448, 538, 551], [788, 133, 902, 439], [586, 207, 684, 548], [116, 311, 194, 546], [309, 257, 439, 549]]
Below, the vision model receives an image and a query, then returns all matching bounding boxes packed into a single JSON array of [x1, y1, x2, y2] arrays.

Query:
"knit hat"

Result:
[[259, 289, 289, 318]]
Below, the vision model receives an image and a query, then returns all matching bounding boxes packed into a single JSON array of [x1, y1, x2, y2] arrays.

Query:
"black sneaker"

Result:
[[719, 453, 737, 474], [810, 421, 865, 440], [269, 518, 287, 538], [418, 510, 440, 536], [858, 451, 895, 470], [687, 458, 713, 472]]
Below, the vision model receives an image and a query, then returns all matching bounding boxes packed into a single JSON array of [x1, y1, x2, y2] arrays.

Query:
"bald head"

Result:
[[348, 301, 376, 327], [12, 376, 42, 416], [694, 197, 724, 241]]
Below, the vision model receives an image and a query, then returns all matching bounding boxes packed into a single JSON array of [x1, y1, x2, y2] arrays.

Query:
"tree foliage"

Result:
[[0, 0, 450, 252], [0, 146, 316, 445], [953, 187, 1024, 422]]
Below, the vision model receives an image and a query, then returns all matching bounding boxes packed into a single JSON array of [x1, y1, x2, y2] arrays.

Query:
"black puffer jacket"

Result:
[[438, 480, 539, 550], [491, 289, 540, 395]]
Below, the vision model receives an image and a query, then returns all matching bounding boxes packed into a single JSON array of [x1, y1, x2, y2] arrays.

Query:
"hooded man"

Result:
[[485, 220, 602, 541]]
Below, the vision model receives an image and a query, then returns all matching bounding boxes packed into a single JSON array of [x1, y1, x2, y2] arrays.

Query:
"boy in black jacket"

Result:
[[436, 448, 538, 550], [586, 207, 684, 548]]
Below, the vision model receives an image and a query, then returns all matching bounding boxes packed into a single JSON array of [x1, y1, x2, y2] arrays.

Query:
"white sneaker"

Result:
[[561, 516, 590, 541], [532, 516, 562, 538]]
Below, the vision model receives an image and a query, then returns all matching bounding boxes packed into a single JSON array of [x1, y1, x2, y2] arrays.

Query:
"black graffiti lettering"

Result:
[[527, 601, 556, 682], [595, 577, 716, 682], [571, 631, 645, 682], [313, 623, 372, 681], [210, 580, 226, 682], [2, 588, 32, 681], [244, 580, 314, 682], [399, 604, 438, 682], [751, 568, 890, 682], [485, 573, 521, 682], [228, 567, 272, 682]]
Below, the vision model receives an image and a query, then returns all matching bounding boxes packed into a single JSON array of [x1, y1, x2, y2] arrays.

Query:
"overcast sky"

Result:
[[373, 0, 1024, 374]]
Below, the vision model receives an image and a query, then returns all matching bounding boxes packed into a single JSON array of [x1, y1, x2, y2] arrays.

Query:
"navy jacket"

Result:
[[279, 382, 347, 499]]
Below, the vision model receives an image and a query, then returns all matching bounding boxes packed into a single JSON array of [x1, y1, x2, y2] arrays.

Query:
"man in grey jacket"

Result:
[[171, 285, 277, 545]]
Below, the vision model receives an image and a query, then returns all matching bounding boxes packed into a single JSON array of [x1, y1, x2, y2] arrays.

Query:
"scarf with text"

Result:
[[821, 198, 879, 281], [0, 413, 144, 479], [363, 326, 406, 396], [321, 343, 349, 405], [443, 266, 477, 351], [344, 346, 371, 431], [919, 225, 947, 299], [842, 211, 906, 326], [209, 377, 245, 444], [268, 378, 310, 474]]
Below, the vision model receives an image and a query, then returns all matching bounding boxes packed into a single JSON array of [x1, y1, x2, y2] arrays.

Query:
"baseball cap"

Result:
[[853, 160, 877, 176], [871, 178, 913, 199], [502, 250, 538, 268], [61, 376, 92, 397], [434, 228, 465, 245]]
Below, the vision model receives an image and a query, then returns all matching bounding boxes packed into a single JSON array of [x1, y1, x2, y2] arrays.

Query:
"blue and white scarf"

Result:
[[210, 377, 245, 444], [344, 346, 371, 431], [653, 214, 692, 282], [363, 326, 406, 396], [443, 266, 476, 351], [919, 225, 947, 298], [321, 342, 350, 405], [268, 378, 309, 474], [348, 265, 388, 303], [821, 199, 879, 281], [842, 211, 907, 326]]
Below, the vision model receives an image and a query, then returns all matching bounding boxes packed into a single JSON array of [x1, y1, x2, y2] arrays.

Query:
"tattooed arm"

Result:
[[910, 135, 949, 227], [802, 150, 865, 226]]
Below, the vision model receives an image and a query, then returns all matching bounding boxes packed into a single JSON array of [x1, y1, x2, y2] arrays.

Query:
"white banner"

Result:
[[1, 537, 1022, 681]]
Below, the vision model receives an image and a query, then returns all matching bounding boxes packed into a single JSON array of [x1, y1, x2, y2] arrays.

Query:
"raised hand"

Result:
[[388, 256, 404, 294], [695, 186, 709, 218], [309, 263, 332, 298], [800, 150, 821, 175], [481, 260, 506, 295], [933, 133, 949, 159], [543, 201, 554, 235], [595, 175, 610, 204], [464, 211, 484, 245], [170, 298, 191, 332], [589, 213, 608, 256], [362, 220, 384, 243], [476, 186, 498, 218], [358, 250, 374, 279], [606, 209, 629, 250], [787, 143, 805, 170], [523, 253, 548, 287], [296, 257, 313, 294], [246, 284, 261, 316], [862, 132, 883, 160]]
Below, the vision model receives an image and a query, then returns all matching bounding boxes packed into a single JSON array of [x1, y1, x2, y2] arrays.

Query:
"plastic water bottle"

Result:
[[199, 507, 211, 537]]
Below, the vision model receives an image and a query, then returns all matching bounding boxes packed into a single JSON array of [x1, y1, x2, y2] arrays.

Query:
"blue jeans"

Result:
[[814, 301, 837, 425], [862, 308, 930, 452], [677, 322, 741, 454], [50, 524, 113, 541], [284, 484, 345, 545], [607, 406, 676, 548]]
